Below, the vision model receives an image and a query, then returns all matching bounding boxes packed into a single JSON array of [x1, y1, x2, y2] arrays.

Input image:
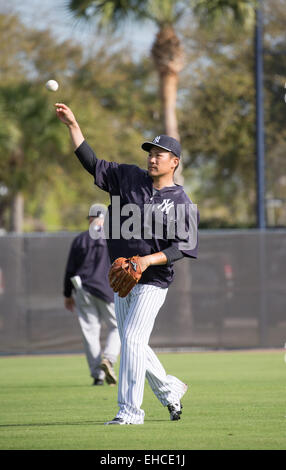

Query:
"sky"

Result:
[[1, 0, 156, 58]]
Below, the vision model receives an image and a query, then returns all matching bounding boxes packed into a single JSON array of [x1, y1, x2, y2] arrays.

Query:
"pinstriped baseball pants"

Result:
[[114, 284, 186, 424]]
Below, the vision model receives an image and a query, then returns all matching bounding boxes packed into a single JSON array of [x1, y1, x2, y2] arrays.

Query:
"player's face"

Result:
[[88, 216, 104, 227], [147, 146, 178, 178]]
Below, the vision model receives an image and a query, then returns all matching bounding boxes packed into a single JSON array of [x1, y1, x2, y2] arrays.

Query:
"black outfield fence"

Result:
[[0, 230, 285, 354]]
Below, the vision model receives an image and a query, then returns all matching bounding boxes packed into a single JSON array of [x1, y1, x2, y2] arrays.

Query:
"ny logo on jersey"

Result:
[[157, 199, 175, 215], [153, 136, 161, 144]]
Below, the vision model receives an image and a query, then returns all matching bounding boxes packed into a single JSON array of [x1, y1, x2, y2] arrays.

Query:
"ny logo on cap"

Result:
[[153, 136, 161, 144]]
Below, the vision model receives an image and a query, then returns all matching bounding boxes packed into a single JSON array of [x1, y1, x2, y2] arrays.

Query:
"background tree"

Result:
[[0, 13, 83, 232], [262, 0, 286, 226], [0, 82, 74, 232], [178, 0, 286, 227], [0, 13, 158, 232], [1, 1, 285, 231], [178, 18, 256, 226], [67, 0, 256, 184]]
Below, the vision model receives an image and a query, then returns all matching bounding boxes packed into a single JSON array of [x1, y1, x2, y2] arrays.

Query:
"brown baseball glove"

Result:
[[108, 256, 143, 298]]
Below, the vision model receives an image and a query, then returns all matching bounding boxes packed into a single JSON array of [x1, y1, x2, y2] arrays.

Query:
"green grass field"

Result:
[[0, 350, 285, 450]]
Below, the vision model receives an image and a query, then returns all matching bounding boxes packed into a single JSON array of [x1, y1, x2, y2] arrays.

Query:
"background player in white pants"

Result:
[[64, 204, 121, 386], [56, 103, 199, 424]]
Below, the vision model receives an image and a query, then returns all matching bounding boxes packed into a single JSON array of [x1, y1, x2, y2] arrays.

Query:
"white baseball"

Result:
[[45, 80, 59, 92]]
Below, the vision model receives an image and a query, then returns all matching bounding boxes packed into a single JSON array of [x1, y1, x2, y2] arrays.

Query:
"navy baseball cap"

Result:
[[141, 135, 181, 158]]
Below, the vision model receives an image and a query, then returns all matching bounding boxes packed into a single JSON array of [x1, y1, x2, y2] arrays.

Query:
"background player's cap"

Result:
[[141, 135, 181, 158], [87, 203, 107, 219]]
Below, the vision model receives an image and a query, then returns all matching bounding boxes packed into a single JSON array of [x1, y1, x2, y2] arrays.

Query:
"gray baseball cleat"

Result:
[[100, 358, 117, 385]]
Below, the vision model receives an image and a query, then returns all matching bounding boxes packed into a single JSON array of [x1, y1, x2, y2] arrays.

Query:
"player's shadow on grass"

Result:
[[0, 420, 103, 427], [2, 385, 102, 391], [0, 420, 167, 427]]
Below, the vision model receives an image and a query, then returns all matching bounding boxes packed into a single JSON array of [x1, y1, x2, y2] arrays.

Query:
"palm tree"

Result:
[[67, 0, 255, 184]]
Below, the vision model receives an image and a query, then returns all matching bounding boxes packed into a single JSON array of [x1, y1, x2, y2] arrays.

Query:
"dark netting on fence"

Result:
[[0, 230, 285, 353]]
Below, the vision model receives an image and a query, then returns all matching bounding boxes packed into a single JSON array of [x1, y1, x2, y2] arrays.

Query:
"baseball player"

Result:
[[63, 204, 121, 386], [56, 103, 199, 424]]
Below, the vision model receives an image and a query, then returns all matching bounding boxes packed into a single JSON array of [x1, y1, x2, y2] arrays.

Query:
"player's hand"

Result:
[[54, 103, 77, 127], [64, 297, 75, 312]]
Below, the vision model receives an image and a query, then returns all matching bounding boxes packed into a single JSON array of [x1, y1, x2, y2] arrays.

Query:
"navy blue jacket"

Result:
[[63, 229, 114, 303]]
